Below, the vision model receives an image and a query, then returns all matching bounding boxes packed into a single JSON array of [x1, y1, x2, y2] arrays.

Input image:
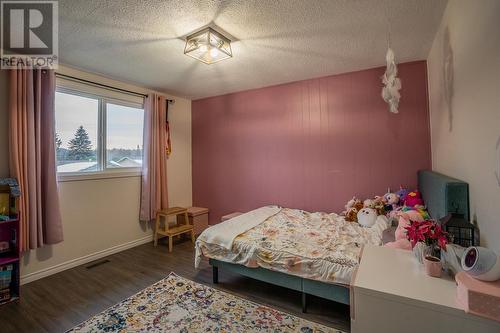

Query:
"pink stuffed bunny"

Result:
[[385, 210, 424, 250]]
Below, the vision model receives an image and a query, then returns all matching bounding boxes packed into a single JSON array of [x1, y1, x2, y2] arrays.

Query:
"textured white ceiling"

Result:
[[58, 0, 447, 99]]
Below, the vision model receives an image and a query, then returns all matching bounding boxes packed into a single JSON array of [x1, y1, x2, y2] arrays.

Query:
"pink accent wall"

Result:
[[192, 61, 431, 224]]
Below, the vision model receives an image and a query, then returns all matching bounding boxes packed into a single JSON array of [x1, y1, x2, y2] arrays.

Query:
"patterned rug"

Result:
[[67, 272, 343, 332]]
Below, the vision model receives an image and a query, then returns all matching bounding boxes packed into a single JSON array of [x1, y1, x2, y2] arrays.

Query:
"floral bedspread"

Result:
[[197, 208, 388, 285]]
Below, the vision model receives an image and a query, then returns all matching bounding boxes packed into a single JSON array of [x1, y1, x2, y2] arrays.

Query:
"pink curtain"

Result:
[[140, 94, 169, 221], [9, 68, 63, 251]]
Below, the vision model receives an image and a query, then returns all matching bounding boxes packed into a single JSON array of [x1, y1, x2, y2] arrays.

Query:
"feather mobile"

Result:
[[381, 48, 401, 113]]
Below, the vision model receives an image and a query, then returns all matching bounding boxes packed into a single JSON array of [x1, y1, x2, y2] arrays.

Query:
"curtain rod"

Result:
[[54, 72, 174, 104]]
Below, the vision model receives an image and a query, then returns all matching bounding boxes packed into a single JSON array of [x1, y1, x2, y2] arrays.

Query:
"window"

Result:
[[106, 103, 144, 169], [55, 88, 144, 179], [55, 91, 99, 173]]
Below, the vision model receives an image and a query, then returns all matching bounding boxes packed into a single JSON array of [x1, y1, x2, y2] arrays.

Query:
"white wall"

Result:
[[427, 0, 500, 252], [0, 66, 192, 281]]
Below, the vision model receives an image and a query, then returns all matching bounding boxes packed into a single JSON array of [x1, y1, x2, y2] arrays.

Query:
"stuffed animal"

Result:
[[342, 196, 365, 222], [343, 195, 387, 223], [363, 198, 375, 209], [343, 197, 363, 212], [345, 197, 363, 211], [385, 210, 425, 250], [357, 207, 378, 227], [372, 196, 387, 215], [384, 192, 399, 205], [385, 238, 412, 250], [401, 205, 430, 220], [384, 191, 399, 212], [395, 186, 409, 203], [345, 196, 357, 211], [344, 207, 359, 222], [374, 196, 386, 205], [404, 190, 424, 207]]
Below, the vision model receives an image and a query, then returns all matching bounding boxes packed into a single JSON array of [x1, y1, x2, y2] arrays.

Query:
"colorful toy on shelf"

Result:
[[0, 178, 20, 219], [0, 264, 13, 302], [0, 193, 8, 217], [0, 241, 9, 254]]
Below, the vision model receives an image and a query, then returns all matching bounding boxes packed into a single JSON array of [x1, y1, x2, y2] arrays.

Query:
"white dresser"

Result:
[[351, 245, 499, 333]]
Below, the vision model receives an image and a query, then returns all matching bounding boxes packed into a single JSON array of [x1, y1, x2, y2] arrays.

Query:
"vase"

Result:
[[423, 255, 442, 277], [412, 243, 433, 264]]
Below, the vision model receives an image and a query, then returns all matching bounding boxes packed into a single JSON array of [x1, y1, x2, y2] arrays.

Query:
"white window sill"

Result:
[[57, 170, 142, 182]]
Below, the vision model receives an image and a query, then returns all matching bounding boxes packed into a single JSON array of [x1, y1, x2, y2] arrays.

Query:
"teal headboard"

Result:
[[418, 170, 470, 221]]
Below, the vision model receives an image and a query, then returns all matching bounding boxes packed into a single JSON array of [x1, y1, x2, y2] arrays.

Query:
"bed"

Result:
[[195, 170, 470, 312]]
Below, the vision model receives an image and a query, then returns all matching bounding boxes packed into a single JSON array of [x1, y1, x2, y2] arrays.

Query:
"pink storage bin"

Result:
[[455, 271, 500, 322], [221, 212, 243, 222]]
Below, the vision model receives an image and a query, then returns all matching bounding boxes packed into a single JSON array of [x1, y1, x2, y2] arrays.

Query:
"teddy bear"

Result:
[[345, 196, 362, 211], [344, 207, 359, 222], [343, 196, 364, 222], [345, 197, 356, 210], [343, 195, 386, 223], [363, 198, 375, 208], [372, 196, 387, 215]]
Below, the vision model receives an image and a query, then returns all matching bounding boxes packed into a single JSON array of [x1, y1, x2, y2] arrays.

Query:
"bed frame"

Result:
[[210, 258, 349, 312], [209, 170, 470, 312]]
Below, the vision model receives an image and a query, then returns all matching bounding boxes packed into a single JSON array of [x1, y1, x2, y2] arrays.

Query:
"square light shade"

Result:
[[184, 27, 232, 64]]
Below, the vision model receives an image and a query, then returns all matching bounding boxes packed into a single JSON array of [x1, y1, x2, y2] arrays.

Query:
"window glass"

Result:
[[55, 89, 144, 175], [106, 103, 144, 168], [55, 91, 99, 173]]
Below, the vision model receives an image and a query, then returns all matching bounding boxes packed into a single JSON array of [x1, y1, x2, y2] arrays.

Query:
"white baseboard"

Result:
[[20, 235, 153, 285]]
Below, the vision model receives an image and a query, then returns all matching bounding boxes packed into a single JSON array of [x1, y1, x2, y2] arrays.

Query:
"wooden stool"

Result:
[[154, 207, 195, 252]]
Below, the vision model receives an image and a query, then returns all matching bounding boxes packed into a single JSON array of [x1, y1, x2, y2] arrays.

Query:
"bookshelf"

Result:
[[0, 179, 20, 306]]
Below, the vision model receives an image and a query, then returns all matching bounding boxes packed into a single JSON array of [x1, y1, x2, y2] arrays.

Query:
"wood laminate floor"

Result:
[[0, 238, 350, 332]]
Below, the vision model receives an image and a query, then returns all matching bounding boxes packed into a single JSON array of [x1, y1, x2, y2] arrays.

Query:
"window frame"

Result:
[[55, 86, 145, 182]]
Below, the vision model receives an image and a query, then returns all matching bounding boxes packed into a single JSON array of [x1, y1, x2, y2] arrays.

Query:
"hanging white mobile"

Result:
[[381, 48, 401, 114]]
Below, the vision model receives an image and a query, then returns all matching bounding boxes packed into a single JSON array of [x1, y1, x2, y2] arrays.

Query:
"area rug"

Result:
[[67, 272, 343, 332]]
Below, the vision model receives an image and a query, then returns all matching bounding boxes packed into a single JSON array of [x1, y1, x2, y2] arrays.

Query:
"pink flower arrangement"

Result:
[[404, 220, 449, 251]]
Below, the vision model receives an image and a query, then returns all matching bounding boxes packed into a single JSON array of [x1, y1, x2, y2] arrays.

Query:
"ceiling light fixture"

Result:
[[184, 27, 232, 65]]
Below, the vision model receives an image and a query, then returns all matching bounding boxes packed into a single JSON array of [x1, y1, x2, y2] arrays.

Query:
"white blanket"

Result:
[[195, 205, 281, 267]]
